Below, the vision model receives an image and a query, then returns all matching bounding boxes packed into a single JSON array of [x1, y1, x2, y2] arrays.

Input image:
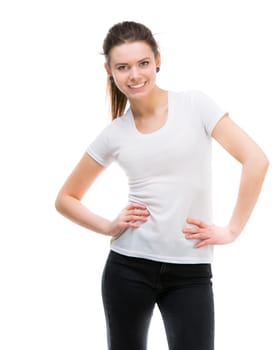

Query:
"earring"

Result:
[[156, 67, 160, 73], [109, 76, 114, 83]]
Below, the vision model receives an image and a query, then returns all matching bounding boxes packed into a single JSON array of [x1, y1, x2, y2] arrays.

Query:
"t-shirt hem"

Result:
[[86, 150, 109, 167], [110, 246, 213, 264], [208, 110, 228, 136]]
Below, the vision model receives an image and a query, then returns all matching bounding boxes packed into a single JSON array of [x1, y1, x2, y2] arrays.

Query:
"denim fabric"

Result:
[[102, 250, 214, 350]]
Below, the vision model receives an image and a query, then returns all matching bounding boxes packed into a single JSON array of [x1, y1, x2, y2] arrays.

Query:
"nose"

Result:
[[129, 66, 140, 80]]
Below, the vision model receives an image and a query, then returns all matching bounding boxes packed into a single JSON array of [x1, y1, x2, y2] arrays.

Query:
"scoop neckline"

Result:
[[129, 91, 171, 136]]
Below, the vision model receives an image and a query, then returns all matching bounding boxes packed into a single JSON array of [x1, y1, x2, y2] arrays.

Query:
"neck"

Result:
[[130, 87, 168, 119]]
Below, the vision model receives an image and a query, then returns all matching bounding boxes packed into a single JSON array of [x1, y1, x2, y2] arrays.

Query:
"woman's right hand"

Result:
[[108, 202, 150, 238]]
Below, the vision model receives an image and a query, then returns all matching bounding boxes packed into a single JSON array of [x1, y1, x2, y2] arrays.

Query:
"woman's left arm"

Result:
[[183, 114, 269, 248]]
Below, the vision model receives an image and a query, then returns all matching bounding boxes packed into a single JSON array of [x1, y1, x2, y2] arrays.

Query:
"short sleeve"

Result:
[[86, 125, 115, 167], [191, 90, 227, 136]]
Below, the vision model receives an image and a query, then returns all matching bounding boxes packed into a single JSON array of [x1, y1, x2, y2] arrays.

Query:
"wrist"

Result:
[[102, 220, 113, 236], [227, 224, 241, 241]]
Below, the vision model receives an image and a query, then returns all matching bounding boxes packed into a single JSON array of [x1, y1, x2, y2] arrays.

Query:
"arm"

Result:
[[183, 114, 269, 248], [55, 153, 149, 236]]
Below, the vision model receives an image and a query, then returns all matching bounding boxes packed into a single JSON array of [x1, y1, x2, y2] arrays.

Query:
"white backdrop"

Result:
[[1, 0, 276, 349]]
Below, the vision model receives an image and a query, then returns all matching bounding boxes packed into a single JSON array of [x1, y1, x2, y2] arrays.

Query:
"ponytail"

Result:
[[108, 77, 128, 120]]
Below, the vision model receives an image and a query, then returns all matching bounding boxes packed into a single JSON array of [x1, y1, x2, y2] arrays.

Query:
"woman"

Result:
[[55, 21, 269, 350]]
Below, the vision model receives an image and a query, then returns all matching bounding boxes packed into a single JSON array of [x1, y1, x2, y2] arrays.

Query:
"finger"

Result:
[[185, 233, 202, 240], [126, 214, 148, 222], [182, 227, 206, 234], [121, 222, 140, 229], [182, 228, 199, 233], [126, 208, 149, 217], [194, 239, 212, 248], [186, 218, 208, 228], [132, 209, 150, 216], [128, 223, 141, 228], [127, 202, 148, 210]]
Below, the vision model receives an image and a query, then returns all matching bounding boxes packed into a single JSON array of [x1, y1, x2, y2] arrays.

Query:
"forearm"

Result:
[[227, 155, 269, 238], [55, 195, 111, 235]]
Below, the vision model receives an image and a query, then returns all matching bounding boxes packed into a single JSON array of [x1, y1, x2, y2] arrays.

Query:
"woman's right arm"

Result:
[[55, 153, 149, 236]]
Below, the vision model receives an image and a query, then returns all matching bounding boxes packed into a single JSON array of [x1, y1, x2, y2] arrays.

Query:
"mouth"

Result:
[[128, 82, 147, 89]]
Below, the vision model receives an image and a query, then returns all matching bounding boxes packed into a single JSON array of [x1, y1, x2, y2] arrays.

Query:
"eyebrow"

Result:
[[114, 57, 151, 67]]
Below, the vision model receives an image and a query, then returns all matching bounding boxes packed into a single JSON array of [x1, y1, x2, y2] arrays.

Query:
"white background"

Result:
[[0, 0, 276, 349]]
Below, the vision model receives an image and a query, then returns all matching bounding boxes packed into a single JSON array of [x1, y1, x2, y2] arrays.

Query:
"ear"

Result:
[[104, 63, 111, 76], [155, 52, 161, 68]]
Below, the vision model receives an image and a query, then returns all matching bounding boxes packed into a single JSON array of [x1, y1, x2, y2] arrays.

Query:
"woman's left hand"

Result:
[[182, 218, 237, 248]]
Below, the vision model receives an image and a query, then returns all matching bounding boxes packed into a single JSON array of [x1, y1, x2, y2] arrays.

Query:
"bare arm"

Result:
[[55, 153, 149, 236], [212, 114, 269, 236], [183, 114, 269, 247]]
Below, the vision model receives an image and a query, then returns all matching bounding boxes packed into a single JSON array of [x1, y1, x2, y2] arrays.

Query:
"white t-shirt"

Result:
[[86, 90, 227, 263]]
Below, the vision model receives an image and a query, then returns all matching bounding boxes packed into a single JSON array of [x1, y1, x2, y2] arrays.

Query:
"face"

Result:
[[106, 41, 160, 100]]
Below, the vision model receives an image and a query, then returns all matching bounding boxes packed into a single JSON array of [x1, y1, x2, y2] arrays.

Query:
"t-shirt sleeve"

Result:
[[192, 90, 227, 136], [86, 125, 115, 167]]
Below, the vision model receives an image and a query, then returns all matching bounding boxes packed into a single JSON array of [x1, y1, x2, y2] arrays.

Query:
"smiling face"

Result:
[[106, 41, 160, 101]]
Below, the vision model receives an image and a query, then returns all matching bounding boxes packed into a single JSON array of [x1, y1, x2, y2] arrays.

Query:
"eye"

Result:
[[117, 65, 129, 71], [140, 60, 150, 67]]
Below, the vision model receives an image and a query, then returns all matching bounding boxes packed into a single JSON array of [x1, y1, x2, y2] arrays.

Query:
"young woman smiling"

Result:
[[55, 21, 269, 350]]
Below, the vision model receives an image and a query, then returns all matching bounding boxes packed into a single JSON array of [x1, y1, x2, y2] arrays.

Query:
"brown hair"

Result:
[[102, 21, 159, 120]]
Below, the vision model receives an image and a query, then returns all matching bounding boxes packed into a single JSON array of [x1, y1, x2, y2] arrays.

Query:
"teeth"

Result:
[[129, 82, 145, 89]]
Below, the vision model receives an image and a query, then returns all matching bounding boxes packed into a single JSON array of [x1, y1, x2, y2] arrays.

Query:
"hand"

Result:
[[182, 218, 237, 248], [108, 202, 150, 238]]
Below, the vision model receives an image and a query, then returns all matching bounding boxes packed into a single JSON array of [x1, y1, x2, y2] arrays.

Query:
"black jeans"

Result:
[[101, 250, 214, 350]]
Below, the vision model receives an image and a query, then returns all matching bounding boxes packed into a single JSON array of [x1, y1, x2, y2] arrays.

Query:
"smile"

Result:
[[128, 82, 146, 89]]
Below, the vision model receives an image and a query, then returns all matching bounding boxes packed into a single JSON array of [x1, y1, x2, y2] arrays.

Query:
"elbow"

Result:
[[55, 196, 61, 213], [251, 152, 270, 177], [55, 194, 65, 214], [243, 151, 269, 177], [260, 152, 270, 173], [55, 192, 80, 215]]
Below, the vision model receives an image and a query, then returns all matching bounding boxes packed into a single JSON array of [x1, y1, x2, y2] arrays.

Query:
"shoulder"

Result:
[[97, 108, 131, 137], [169, 89, 209, 105], [169, 90, 209, 114], [175, 89, 224, 113]]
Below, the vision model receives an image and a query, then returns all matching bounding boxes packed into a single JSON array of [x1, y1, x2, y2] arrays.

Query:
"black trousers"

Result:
[[101, 250, 214, 350]]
